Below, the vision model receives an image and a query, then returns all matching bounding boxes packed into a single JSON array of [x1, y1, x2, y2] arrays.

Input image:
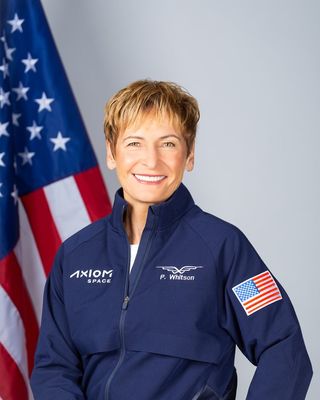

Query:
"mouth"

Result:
[[133, 174, 167, 184]]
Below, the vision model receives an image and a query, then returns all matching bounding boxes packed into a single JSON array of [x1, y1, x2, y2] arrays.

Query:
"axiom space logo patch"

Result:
[[156, 265, 204, 281], [70, 269, 113, 284]]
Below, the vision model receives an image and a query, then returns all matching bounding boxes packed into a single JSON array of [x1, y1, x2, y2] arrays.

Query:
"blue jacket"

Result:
[[31, 183, 312, 399]]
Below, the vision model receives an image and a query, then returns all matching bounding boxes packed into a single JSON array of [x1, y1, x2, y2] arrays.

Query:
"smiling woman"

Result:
[[31, 80, 313, 400], [106, 113, 194, 219], [104, 80, 198, 244]]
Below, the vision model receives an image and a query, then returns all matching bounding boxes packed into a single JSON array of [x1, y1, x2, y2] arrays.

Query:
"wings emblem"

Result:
[[156, 266, 203, 275]]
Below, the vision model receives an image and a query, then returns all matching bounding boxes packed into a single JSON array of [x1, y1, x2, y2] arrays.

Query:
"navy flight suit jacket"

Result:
[[31, 183, 313, 399]]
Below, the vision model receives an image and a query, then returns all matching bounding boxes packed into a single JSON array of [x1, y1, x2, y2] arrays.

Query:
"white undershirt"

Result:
[[129, 244, 139, 273]]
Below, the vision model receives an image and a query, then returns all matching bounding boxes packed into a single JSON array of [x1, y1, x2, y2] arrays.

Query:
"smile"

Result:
[[133, 174, 166, 183]]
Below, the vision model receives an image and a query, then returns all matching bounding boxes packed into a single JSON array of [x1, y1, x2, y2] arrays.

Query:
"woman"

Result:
[[31, 80, 312, 399]]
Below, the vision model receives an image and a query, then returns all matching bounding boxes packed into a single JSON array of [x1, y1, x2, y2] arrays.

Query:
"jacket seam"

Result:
[[182, 217, 219, 267], [182, 216, 236, 343]]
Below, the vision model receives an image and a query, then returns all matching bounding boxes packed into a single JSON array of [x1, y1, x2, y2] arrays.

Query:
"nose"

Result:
[[141, 145, 159, 169]]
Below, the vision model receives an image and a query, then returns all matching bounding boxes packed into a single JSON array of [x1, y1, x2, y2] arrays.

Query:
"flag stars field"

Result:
[[12, 113, 21, 126], [22, 52, 38, 72], [13, 82, 29, 100], [0, 33, 15, 60], [27, 121, 43, 140], [0, 121, 9, 137], [0, 152, 6, 167], [50, 131, 71, 151], [35, 92, 54, 112], [7, 13, 24, 33], [18, 147, 35, 165], [0, 88, 11, 108], [4, 41, 16, 61], [0, 58, 9, 78], [10, 184, 18, 204]]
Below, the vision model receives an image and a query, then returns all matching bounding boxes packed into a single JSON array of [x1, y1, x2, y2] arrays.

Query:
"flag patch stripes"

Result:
[[232, 270, 282, 316]]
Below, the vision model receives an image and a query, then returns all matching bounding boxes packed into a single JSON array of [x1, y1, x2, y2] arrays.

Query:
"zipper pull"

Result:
[[122, 295, 130, 310]]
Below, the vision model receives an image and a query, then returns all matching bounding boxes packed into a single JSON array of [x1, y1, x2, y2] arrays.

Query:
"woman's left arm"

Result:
[[222, 229, 313, 399]]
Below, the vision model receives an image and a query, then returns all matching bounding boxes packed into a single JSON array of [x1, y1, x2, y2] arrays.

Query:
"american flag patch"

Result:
[[232, 271, 282, 316]]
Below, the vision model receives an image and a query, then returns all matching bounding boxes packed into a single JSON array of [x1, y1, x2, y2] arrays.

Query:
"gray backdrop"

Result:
[[41, 1, 319, 398]]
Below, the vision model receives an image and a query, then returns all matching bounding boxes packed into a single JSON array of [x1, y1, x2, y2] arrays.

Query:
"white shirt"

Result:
[[129, 244, 139, 273]]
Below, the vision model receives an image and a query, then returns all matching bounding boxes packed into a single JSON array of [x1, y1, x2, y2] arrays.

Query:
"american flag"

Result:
[[232, 270, 282, 316], [0, 1, 112, 399]]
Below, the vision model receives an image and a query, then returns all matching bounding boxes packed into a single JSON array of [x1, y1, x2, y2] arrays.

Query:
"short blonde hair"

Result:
[[104, 80, 200, 156]]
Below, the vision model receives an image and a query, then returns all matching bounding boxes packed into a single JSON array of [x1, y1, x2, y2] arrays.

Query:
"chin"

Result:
[[138, 193, 168, 204], [129, 189, 169, 205], [124, 182, 178, 205]]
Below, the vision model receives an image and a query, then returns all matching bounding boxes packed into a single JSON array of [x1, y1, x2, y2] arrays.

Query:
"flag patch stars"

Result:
[[232, 271, 282, 316]]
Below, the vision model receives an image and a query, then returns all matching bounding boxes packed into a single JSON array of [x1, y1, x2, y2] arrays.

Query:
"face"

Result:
[[106, 113, 194, 209]]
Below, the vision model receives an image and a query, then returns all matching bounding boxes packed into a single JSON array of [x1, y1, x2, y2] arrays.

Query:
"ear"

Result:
[[106, 141, 116, 170], [185, 143, 195, 172]]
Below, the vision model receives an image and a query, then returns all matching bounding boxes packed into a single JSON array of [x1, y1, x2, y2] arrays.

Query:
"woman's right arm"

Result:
[[30, 245, 86, 400]]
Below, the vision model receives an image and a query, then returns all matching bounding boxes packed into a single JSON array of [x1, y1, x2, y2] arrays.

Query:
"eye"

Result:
[[162, 142, 176, 148], [127, 141, 140, 147]]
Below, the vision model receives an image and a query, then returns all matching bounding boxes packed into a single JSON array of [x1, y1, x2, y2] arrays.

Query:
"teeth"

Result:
[[134, 174, 165, 182]]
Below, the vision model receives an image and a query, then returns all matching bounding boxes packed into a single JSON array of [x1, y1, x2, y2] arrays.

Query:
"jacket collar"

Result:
[[110, 183, 195, 232]]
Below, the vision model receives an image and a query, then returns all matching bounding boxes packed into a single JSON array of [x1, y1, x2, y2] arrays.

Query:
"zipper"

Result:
[[104, 214, 156, 400], [104, 229, 131, 400], [128, 226, 155, 299]]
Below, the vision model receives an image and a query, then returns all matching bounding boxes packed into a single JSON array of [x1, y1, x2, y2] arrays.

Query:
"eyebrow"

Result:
[[122, 135, 144, 142], [123, 134, 182, 142], [160, 134, 182, 141]]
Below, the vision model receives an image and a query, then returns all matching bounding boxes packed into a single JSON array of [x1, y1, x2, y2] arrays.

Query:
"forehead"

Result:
[[121, 109, 182, 136]]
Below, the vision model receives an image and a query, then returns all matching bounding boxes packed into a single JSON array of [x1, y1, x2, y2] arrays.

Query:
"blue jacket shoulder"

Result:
[[61, 216, 110, 256], [186, 205, 245, 244]]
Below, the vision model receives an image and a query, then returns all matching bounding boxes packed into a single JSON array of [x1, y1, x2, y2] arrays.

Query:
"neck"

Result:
[[124, 203, 149, 244]]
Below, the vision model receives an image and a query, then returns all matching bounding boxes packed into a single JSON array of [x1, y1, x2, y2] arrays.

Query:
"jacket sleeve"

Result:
[[30, 245, 86, 400], [221, 228, 313, 400]]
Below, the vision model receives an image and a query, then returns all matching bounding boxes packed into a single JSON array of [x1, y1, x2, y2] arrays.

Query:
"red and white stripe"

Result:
[[0, 166, 111, 400], [243, 271, 282, 316]]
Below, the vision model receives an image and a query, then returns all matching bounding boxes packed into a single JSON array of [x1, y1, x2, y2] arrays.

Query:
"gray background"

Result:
[[41, 1, 319, 398]]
